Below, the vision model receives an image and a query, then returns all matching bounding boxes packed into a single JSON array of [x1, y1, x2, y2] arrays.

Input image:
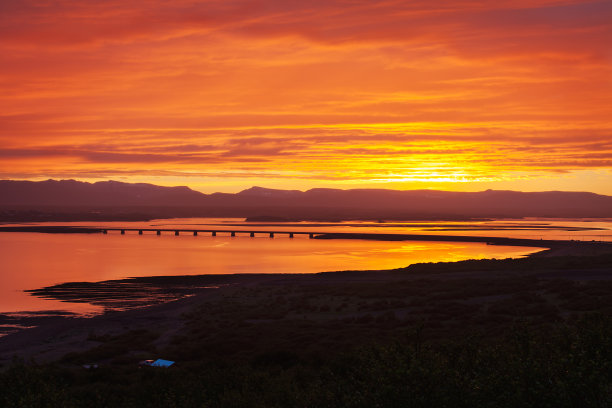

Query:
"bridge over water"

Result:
[[3, 226, 612, 253], [102, 228, 314, 239]]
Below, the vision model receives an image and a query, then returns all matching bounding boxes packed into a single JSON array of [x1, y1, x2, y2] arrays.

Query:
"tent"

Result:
[[151, 359, 174, 368]]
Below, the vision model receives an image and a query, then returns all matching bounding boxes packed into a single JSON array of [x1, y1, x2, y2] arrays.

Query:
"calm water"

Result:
[[1, 217, 610, 315], [0, 219, 553, 315], [6, 217, 612, 241]]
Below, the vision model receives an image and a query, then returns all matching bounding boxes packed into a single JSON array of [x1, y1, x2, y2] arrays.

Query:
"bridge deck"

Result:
[[3, 225, 611, 252]]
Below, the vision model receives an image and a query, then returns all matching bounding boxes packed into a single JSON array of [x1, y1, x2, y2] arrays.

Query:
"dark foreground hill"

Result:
[[1, 253, 612, 407], [1, 179, 612, 221]]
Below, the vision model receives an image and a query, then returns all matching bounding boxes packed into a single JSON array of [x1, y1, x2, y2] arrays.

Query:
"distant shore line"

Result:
[[2, 225, 612, 257]]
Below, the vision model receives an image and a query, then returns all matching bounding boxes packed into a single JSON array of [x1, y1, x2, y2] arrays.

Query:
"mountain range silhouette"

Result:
[[1, 179, 611, 220]]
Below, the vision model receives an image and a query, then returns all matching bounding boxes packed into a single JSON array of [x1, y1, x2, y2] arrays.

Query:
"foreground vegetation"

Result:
[[2, 315, 611, 407], [1, 253, 612, 407]]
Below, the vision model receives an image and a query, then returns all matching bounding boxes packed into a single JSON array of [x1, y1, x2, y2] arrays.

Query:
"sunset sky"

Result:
[[1, 0, 611, 193]]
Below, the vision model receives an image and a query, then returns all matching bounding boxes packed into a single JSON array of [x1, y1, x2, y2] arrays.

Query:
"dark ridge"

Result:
[[2, 179, 612, 221]]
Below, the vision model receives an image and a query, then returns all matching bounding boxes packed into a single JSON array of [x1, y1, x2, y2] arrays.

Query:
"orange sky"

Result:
[[1, 0, 611, 193]]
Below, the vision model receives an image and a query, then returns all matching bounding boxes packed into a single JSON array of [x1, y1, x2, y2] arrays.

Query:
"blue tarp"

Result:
[[151, 359, 174, 368]]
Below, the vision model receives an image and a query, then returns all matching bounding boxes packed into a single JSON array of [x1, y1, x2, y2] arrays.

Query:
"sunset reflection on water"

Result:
[[0, 229, 542, 315]]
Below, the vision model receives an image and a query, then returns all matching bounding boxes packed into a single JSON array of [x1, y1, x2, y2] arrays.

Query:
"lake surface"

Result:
[[1, 217, 609, 317], [5, 217, 612, 240]]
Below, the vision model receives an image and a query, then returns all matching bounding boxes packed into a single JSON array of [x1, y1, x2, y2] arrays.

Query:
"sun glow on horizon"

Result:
[[0, 0, 610, 193]]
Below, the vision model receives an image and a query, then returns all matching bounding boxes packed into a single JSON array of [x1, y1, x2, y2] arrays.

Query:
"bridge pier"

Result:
[[102, 228, 325, 239]]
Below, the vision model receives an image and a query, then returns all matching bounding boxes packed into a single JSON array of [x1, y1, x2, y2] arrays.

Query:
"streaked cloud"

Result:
[[0, 0, 610, 192]]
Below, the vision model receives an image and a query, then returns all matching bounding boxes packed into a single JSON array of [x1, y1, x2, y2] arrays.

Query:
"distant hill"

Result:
[[0, 179, 206, 206], [1, 179, 612, 221]]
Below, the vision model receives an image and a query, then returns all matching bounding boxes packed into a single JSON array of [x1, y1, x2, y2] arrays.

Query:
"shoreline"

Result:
[[1, 227, 611, 366], [2, 247, 612, 365], [2, 224, 611, 247], [2, 225, 612, 260]]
